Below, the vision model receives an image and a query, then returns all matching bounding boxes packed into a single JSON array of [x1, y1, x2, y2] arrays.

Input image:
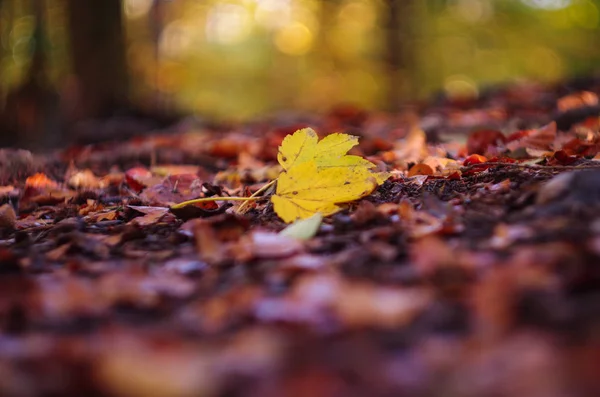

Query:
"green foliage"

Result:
[[1, 0, 599, 118]]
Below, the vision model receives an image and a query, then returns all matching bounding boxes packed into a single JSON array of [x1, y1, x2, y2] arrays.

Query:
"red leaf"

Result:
[[467, 130, 506, 155], [551, 150, 578, 165], [463, 154, 487, 166], [506, 122, 556, 151], [125, 167, 155, 192]]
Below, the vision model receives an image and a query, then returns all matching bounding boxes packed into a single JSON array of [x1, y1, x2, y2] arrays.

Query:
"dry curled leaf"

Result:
[[393, 127, 428, 164], [408, 163, 433, 177]]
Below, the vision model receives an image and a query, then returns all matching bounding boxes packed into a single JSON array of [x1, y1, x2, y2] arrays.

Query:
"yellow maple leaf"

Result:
[[278, 128, 374, 170], [272, 128, 389, 223]]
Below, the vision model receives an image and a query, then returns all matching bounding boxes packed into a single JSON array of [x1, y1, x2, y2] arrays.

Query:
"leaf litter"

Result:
[[0, 81, 599, 396]]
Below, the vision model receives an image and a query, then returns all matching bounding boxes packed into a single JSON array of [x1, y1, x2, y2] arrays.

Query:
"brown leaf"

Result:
[[46, 243, 72, 261], [67, 169, 103, 189], [557, 91, 598, 112], [127, 205, 171, 226], [248, 231, 303, 259], [506, 122, 557, 152], [96, 335, 216, 397], [393, 127, 428, 165], [193, 219, 227, 264], [140, 175, 204, 206], [0, 203, 17, 230]]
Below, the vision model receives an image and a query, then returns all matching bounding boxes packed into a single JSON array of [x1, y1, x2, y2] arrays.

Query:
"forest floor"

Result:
[[0, 80, 600, 397]]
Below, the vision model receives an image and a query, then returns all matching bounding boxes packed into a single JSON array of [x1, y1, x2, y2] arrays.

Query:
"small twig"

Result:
[[236, 179, 277, 214], [460, 161, 600, 173]]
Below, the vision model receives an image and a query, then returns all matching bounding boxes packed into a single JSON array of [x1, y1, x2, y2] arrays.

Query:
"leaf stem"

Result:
[[236, 179, 277, 214], [170, 196, 258, 209], [170, 179, 278, 211]]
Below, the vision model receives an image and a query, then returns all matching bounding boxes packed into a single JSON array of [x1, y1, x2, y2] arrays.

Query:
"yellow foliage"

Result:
[[272, 128, 389, 223]]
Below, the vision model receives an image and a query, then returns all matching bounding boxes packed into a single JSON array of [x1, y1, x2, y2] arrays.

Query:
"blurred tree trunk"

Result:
[[0, 0, 11, 146], [1, 0, 61, 150], [148, 0, 168, 112], [65, 0, 128, 120], [385, 0, 415, 111]]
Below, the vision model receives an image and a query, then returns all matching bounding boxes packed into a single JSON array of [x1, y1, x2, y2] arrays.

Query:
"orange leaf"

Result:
[[408, 164, 433, 177], [25, 173, 58, 189]]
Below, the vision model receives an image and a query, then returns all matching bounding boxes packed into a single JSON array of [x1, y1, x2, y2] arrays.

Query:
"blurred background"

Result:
[[1, 0, 599, 149]]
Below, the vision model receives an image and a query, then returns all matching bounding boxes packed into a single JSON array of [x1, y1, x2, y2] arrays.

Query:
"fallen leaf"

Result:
[[557, 91, 598, 112], [466, 130, 506, 155], [272, 129, 388, 223], [46, 243, 72, 261], [422, 156, 460, 175], [278, 254, 327, 271], [333, 283, 429, 328], [128, 206, 171, 226], [489, 223, 534, 249], [96, 336, 215, 397], [0, 185, 19, 196], [350, 200, 379, 225], [535, 172, 573, 205], [393, 127, 428, 164], [150, 165, 200, 177], [21, 174, 75, 207], [125, 167, 160, 192], [272, 160, 378, 223], [408, 164, 434, 177], [279, 213, 323, 240], [67, 169, 103, 189], [506, 122, 557, 152], [277, 128, 382, 176], [0, 204, 17, 229], [141, 175, 204, 206], [463, 154, 487, 166], [249, 231, 303, 258], [88, 210, 119, 223], [193, 218, 227, 264], [25, 173, 58, 189]]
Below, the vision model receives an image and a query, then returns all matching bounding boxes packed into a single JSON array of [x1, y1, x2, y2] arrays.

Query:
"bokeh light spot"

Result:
[[338, 0, 377, 29], [159, 21, 193, 58], [274, 22, 313, 56], [521, 0, 572, 9], [453, 0, 493, 23], [124, 0, 153, 19], [254, 0, 292, 30], [444, 75, 479, 100], [206, 4, 252, 45]]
